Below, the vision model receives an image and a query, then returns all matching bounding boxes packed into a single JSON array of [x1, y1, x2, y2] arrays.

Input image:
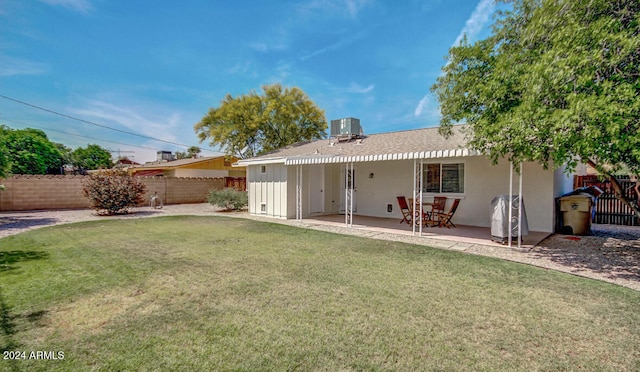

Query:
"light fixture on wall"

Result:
[[369, 173, 374, 179]]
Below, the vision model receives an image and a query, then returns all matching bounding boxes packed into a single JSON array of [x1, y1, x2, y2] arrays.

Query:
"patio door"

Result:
[[340, 165, 357, 213], [309, 165, 324, 214]]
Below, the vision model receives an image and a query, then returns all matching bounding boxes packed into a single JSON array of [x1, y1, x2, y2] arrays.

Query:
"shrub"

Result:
[[82, 169, 146, 215], [207, 187, 248, 211]]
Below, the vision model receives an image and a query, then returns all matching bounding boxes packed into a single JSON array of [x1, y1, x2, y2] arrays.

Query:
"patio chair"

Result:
[[436, 198, 461, 228], [396, 196, 413, 225], [426, 196, 447, 227]]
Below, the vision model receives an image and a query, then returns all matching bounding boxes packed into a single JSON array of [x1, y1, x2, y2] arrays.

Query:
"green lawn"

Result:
[[1, 216, 639, 371]]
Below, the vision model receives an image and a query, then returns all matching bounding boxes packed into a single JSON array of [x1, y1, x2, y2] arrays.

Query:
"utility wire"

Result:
[[0, 93, 216, 152], [1, 117, 163, 152]]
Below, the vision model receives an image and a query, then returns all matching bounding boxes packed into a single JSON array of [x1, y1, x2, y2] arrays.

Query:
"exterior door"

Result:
[[309, 165, 324, 214]]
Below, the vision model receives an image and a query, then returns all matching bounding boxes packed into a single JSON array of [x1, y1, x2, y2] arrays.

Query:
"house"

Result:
[[234, 123, 575, 233], [130, 155, 245, 178]]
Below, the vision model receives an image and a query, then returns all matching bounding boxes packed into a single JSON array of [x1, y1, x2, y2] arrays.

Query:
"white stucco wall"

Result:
[[340, 157, 560, 232], [248, 156, 566, 232], [247, 164, 288, 218]]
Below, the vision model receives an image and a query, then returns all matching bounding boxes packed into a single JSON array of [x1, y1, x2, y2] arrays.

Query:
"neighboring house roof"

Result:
[[236, 124, 479, 166], [132, 156, 219, 170]]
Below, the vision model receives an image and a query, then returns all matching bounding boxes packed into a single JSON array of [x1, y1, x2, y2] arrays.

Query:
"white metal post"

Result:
[[412, 160, 417, 235], [296, 165, 302, 221], [350, 162, 354, 227], [518, 164, 523, 249], [413, 159, 424, 236], [508, 162, 513, 248], [344, 164, 348, 226]]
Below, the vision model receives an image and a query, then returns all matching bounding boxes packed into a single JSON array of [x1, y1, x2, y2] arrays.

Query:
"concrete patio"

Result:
[[298, 213, 551, 250]]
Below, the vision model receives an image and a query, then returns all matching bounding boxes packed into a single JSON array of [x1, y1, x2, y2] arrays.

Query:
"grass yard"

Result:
[[1, 216, 639, 371]]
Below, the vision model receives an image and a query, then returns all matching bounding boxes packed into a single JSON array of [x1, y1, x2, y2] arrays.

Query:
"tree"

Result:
[[82, 169, 146, 215], [0, 126, 63, 174], [431, 0, 640, 218], [72, 144, 114, 171], [195, 84, 327, 158], [0, 128, 10, 179], [175, 146, 202, 160]]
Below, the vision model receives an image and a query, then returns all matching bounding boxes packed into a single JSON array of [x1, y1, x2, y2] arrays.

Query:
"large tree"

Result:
[[175, 146, 202, 160], [72, 144, 114, 171], [195, 84, 327, 158], [0, 126, 63, 174], [431, 0, 640, 217]]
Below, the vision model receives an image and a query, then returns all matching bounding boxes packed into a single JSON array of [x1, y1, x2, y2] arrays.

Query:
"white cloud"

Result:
[[414, 93, 440, 122], [38, 0, 93, 13], [346, 83, 375, 94], [0, 57, 48, 77], [414, 94, 429, 116], [72, 98, 180, 144], [452, 0, 495, 47], [299, 30, 368, 61], [299, 0, 373, 19]]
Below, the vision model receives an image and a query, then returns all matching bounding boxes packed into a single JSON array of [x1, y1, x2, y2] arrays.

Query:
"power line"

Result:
[[0, 93, 216, 152], [0, 117, 168, 152]]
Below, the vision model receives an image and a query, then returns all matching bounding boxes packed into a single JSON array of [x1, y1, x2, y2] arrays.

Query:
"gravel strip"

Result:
[[2, 204, 639, 291]]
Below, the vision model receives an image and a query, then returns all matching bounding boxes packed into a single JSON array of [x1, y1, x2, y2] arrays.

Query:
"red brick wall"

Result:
[[0, 175, 229, 211]]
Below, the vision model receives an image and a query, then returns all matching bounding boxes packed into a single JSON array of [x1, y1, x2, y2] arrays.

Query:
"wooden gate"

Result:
[[575, 175, 639, 226]]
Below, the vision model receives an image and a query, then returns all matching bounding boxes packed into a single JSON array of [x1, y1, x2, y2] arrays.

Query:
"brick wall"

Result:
[[0, 175, 229, 211]]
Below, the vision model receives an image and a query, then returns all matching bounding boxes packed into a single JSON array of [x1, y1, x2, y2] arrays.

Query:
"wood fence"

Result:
[[574, 175, 639, 226]]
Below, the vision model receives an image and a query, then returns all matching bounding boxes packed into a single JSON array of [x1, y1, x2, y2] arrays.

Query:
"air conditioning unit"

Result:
[[330, 118, 363, 140]]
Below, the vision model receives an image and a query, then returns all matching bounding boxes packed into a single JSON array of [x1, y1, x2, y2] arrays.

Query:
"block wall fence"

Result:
[[0, 175, 237, 211]]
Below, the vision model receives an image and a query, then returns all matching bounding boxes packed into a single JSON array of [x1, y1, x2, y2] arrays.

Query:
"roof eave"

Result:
[[233, 157, 287, 167]]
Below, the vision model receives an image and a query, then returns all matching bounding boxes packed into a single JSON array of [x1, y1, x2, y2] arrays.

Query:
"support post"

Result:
[[344, 162, 354, 227], [508, 162, 513, 248], [296, 165, 302, 221], [518, 164, 523, 249], [412, 159, 424, 235]]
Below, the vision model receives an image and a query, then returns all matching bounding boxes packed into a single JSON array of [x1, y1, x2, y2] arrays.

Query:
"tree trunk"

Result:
[[587, 159, 640, 221]]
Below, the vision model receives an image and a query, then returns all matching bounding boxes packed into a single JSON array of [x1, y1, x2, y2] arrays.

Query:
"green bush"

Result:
[[207, 187, 248, 211], [82, 169, 147, 215]]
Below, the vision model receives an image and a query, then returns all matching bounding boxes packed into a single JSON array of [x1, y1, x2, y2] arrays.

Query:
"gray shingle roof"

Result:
[[237, 124, 478, 166]]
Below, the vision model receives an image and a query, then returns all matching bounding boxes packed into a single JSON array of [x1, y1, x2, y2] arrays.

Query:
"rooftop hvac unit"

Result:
[[157, 151, 174, 162], [330, 118, 363, 140]]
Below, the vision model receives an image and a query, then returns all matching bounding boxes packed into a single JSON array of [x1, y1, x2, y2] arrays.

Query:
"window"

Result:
[[260, 165, 267, 174], [260, 203, 267, 213], [423, 163, 464, 193]]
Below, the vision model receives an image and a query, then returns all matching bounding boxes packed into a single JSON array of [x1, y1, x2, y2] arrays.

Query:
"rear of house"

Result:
[[236, 124, 574, 233]]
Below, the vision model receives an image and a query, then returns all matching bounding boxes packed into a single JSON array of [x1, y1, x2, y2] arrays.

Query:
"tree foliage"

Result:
[[195, 84, 327, 158], [0, 126, 63, 174], [176, 146, 202, 159], [72, 144, 114, 171], [431, 0, 640, 215], [82, 169, 147, 215]]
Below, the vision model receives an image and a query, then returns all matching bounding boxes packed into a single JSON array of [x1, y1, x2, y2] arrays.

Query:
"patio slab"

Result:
[[304, 214, 550, 250]]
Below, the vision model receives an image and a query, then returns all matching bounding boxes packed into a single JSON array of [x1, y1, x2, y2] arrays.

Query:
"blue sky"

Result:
[[1, 0, 498, 163]]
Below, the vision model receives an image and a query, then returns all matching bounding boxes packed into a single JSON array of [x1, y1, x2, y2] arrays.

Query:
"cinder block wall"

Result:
[[0, 175, 228, 211]]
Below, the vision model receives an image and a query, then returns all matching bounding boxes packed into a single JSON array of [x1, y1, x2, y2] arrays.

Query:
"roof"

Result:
[[132, 156, 228, 171], [236, 124, 480, 166]]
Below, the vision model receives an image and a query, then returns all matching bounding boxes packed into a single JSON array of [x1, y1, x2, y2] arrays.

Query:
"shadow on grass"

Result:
[[0, 287, 19, 352], [0, 250, 50, 354], [0, 251, 50, 273], [0, 217, 59, 232]]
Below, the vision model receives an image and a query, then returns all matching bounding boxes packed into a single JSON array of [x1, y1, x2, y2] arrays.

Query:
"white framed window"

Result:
[[260, 203, 267, 213], [423, 162, 465, 194], [260, 165, 267, 174]]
